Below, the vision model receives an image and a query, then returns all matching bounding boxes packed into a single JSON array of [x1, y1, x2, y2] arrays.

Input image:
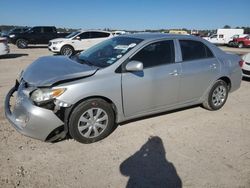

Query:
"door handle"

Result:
[[169, 70, 179, 76], [210, 63, 217, 69]]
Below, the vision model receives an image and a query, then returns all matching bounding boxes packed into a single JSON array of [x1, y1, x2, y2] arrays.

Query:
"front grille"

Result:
[[242, 69, 250, 75]]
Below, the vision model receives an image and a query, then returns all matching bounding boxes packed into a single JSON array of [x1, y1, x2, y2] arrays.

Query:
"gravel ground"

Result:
[[0, 45, 249, 188]]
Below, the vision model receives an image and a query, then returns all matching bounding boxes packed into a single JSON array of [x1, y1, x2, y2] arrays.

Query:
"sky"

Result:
[[0, 0, 249, 30]]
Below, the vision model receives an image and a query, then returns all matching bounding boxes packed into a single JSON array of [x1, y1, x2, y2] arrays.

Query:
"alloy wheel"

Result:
[[212, 85, 227, 107]]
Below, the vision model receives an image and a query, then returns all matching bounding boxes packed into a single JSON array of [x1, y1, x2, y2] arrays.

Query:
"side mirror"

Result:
[[126, 60, 143, 72], [74, 36, 81, 40]]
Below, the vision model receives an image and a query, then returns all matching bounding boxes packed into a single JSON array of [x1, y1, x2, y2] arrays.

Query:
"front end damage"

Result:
[[5, 80, 72, 142]]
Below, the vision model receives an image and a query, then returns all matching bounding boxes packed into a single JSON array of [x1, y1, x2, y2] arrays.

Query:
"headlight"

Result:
[[52, 41, 62, 44], [30, 88, 66, 103], [9, 34, 15, 38]]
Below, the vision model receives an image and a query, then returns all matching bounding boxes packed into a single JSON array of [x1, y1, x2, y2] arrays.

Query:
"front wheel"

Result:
[[69, 98, 116, 144], [228, 41, 234, 47], [60, 45, 74, 56], [202, 80, 229, 111]]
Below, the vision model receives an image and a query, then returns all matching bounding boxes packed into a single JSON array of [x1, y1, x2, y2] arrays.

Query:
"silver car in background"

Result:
[[5, 34, 242, 144]]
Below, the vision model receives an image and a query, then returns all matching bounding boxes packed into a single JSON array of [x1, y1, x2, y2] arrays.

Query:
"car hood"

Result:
[[50, 38, 67, 42], [22, 56, 98, 87]]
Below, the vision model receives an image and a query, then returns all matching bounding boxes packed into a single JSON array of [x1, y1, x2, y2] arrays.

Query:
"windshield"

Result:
[[78, 37, 143, 68], [65, 31, 81, 38]]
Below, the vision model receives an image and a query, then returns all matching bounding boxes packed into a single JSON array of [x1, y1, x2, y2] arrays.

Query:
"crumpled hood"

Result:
[[22, 56, 97, 86]]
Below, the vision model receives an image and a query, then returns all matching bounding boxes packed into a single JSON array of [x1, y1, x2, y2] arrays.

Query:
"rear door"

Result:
[[87, 32, 111, 47], [43, 27, 57, 43], [178, 40, 220, 103], [122, 40, 181, 117]]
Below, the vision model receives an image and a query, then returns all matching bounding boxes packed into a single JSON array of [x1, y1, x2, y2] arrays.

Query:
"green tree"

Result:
[[223, 25, 231, 29]]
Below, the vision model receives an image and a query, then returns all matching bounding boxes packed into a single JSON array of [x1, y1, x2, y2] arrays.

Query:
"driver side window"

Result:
[[78, 32, 91, 39], [32, 27, 42, 33], [130, 40, 175, 68]]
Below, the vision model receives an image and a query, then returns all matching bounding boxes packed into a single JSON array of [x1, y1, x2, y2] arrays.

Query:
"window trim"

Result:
[[178, 39, 215, 63]]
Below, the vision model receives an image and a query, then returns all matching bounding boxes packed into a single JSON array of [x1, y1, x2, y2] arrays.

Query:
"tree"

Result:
[[223, 25, 231, 29]]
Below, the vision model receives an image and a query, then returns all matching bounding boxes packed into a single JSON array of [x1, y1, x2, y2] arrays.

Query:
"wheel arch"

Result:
[[15, 38, 28, 44], [61, 44, 75, 51], [65, 95, 118, 131], [218, 76, 231, 91]]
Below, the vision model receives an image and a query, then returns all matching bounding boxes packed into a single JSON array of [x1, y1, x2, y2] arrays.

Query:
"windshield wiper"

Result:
[[76, 56, 99, 67]]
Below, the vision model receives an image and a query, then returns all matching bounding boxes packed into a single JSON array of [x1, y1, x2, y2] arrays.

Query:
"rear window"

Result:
[[90, 32, 110, 38], [179, 40, 214, 61]]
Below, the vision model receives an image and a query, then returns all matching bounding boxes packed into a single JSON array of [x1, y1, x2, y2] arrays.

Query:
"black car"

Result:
[[9, 26, 69, 48]]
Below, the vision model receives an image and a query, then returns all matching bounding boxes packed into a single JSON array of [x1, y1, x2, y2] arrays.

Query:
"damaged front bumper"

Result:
[[4, 81, 67, 142]]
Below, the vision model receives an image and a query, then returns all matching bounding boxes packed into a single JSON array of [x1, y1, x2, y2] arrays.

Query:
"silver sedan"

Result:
[[5, 34, 242, 143]]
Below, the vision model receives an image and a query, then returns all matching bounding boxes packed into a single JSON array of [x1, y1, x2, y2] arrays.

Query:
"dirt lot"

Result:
[[0, 45, 250, 188]]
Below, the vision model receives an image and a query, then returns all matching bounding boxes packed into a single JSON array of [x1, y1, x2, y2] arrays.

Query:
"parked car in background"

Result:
[[5, 34, 242, 144], [233, 35, 250, 48], [228, 34, 249, 47], [0, 37, 9, 56], [9, 26, 69, 48], [240, 53, 250, 78], [48, 30, 113, 56], [112, 30, 127, 36], [203, 29, 244, 45], [3, 27, 30, 39]]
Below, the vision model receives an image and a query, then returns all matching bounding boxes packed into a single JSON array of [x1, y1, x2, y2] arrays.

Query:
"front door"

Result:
[[122, 40, 181, 117], [72, 32, 91, 51]]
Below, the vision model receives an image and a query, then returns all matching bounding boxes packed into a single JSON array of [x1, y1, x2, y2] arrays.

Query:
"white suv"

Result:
[[48, 30, 113, 56]]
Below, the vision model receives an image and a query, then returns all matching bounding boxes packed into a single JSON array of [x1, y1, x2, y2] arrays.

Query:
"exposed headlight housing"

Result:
[[52, 41, 63, 44], [30, 88, 66, 103], [9, 34, 15, 38]]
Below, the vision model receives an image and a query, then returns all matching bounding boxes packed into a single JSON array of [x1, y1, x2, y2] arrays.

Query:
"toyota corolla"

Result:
[[5, 34, 242, 144]]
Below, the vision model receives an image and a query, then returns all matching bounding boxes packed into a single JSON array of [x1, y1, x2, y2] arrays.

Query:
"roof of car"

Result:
[[121, 33, 197, 41], [79, 30, 112, 33]]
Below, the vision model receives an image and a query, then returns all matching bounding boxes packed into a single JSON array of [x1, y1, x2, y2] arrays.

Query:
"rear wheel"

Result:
[[202, 80, 228, 111], [60, 45, 74, 56], [16, 39, 28, 49], [69, 98, 116, 144]]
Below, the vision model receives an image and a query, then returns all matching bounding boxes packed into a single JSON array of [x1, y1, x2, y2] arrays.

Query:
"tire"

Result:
[[16, 39, 28, 49], [202, 80, 228, 111], [69, 98, 116, 144], [60, 45, 74, 56], [238, 42, 244, 48], [228, 41, 234, 47]]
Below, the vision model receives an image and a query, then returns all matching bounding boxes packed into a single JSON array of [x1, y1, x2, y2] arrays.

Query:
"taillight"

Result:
[[239, 60, 244, 67]]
